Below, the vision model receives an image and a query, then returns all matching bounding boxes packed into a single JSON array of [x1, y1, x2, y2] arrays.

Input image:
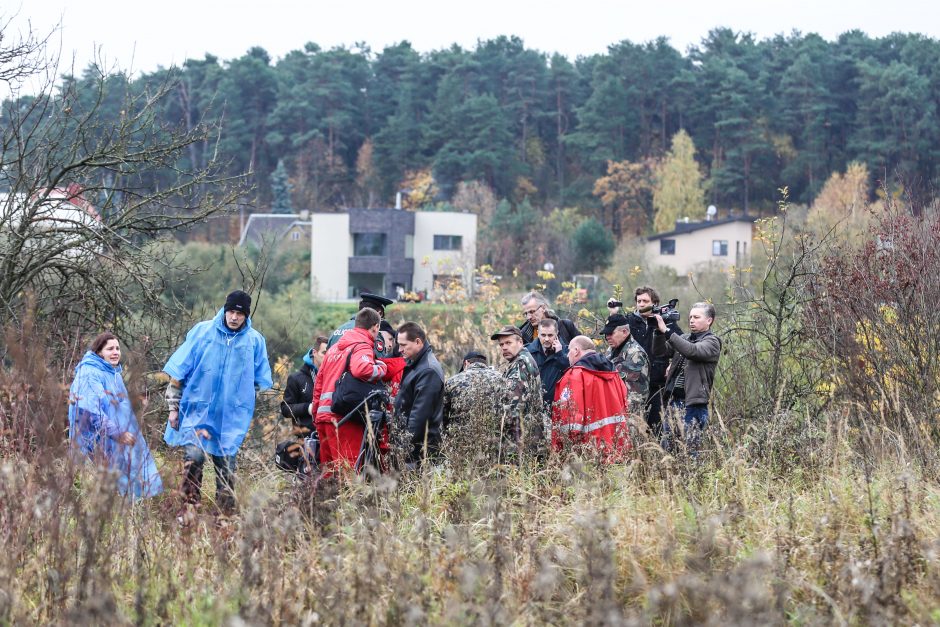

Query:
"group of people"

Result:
[[67, 286, 721, 516]]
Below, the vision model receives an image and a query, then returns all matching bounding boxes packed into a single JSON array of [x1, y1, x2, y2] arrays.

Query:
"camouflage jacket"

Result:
[[444, 363, 509, 429], [607, 338, 650, 415], [442, 363, 512, 462], [502, 349, 544, 456]]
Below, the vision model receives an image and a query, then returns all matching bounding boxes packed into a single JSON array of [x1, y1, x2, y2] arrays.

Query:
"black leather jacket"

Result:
[[394, 344, 445, 465]]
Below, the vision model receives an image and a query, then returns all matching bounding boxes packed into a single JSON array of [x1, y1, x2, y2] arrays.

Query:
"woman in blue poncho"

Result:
[[68, 332, 163, 499]]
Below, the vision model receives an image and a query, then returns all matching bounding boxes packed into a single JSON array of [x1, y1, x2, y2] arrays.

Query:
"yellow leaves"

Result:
[[560, 281, 576, 289], [512, 268, 519, 278], [577, 308, 593, 320], [399, 169, 439, 209], [536, 270, 555, 281], [629, 266, 642, 279], [421, 255, 431, 267], [513, 176, 538, 201], [879, 304, 898, 325], [274, 355, 292, 381]]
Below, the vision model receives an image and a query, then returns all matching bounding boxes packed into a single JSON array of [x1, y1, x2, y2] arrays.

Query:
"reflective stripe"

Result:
[[321, 391, 333, 400], [317, 405, 333, 414], [556, 415, 627, 434], [368, 365, 381, 382]]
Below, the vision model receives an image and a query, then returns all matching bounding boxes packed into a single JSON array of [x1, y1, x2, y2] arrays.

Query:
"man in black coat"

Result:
[[395, 322, 445, 467], [280, 336, 328, 434], [525, 318, 570, 409], [610, 286, 682, 435]]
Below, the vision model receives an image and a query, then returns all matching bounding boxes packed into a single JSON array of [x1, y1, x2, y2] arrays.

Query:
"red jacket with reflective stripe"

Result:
[[551, 365, 630, 458], [312, 327, 388, 425]]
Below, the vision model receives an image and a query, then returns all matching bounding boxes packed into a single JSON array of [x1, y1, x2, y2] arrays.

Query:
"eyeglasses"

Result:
[[523, 304, 544, 316]]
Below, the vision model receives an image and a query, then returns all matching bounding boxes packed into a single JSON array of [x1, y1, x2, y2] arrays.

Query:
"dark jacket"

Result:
[[574, 351, 616, 372], [629, 312, 682, 385], [526, 338, 569, 408], [520, 312, 580, 345], [280, 361, 317, 432], [395, 344, 445, 465], [664, 330, 722, 406]]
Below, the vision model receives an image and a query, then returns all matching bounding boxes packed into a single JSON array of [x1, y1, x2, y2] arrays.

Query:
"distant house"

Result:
[[310, 208, 477, 302], [238, 212, 312, 248], [1, 184, 103, 256], [645, 216, 755, 275]]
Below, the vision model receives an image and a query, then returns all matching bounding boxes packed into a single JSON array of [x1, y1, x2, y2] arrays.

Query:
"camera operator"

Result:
[[608, 286, 682, 435], [654, 302, 721, 456], [526, 318, 570, 410]]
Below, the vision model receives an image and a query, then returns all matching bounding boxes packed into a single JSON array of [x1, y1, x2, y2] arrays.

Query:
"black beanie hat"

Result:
[[224, 290, 252, 315]]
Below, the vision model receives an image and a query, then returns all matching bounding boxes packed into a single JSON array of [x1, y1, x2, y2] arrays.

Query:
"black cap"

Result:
[[490, 325, 523, 341], [359, 292, 394, 308], [462, 350, 487, 362], [601, 313, 630, 335], [461, 350, 487, 371], [224, 290, 252, 315], [379, 320, 395, 335]]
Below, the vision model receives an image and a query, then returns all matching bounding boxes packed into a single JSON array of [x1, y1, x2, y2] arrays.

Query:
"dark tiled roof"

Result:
[[646, 215, 756, 241]]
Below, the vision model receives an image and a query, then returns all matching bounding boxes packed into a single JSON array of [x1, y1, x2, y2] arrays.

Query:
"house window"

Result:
[[353, 233, 387, 256], [433, 235, 462, 251], [291, 231, 301, 241], [712, 240, 728, 256], [660, 239, 676, 255]]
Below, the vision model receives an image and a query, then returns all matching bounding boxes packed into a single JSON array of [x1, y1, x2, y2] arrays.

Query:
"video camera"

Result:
[[609, 297, 681, 323], [645, 298, 681, 323]]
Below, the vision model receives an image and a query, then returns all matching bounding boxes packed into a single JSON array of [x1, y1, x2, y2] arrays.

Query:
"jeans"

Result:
[[182, 445, 238, 512], [662, 400, 708, 457]]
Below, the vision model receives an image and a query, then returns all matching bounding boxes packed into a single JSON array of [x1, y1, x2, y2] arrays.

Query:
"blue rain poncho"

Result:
[[163, 308, 273, 457], [68, 351, 164, 499]]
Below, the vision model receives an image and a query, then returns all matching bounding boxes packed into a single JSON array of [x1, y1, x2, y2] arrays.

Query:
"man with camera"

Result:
[[608, 286, 682, 435], [654, 302, 721, 456], [525, 318, 570, 410]]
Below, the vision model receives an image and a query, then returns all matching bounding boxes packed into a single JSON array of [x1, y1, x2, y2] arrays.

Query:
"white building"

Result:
[[310, 208, 477, 302], [645, 216, 755, 275]]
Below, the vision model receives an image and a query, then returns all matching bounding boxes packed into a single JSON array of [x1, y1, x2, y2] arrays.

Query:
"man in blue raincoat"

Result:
[[163, 290, 272, 517]]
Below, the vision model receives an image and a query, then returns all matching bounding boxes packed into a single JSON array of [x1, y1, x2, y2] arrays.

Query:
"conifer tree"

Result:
[[270, 160, 293, 213]]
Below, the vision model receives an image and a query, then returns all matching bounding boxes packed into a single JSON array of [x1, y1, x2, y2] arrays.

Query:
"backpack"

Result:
[[331, 343, 386, 418]]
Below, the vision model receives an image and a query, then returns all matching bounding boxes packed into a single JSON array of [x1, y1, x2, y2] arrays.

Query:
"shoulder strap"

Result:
[[341, 341, 372, 375]]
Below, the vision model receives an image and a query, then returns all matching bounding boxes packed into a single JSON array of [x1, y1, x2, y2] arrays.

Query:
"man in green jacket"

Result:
[[654, 302, 721, 456]]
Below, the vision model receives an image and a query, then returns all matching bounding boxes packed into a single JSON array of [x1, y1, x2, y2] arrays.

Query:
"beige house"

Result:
[[310, 208, 477, 302], [645, 216, 755, 275]]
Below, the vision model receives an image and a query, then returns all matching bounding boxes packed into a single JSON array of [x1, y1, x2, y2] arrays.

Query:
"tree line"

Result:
[[6, 27, 940, 236]]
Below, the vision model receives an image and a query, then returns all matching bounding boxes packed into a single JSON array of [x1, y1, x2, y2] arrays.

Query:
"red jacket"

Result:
[[551, 365, 630, 459], [378, 356, 406, 401], [312, 327, 388, 425]]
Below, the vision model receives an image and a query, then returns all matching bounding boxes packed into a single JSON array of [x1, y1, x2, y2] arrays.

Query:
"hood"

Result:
[[575, 351, 615, 372], [302, 348, 316, 370], [76, 350, 121, 375], [336, 326, 374, 351], [213, 307, 252, 335]]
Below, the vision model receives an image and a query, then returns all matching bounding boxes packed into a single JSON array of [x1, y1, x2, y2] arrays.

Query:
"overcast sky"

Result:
[[8, 0, 940, 75]]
